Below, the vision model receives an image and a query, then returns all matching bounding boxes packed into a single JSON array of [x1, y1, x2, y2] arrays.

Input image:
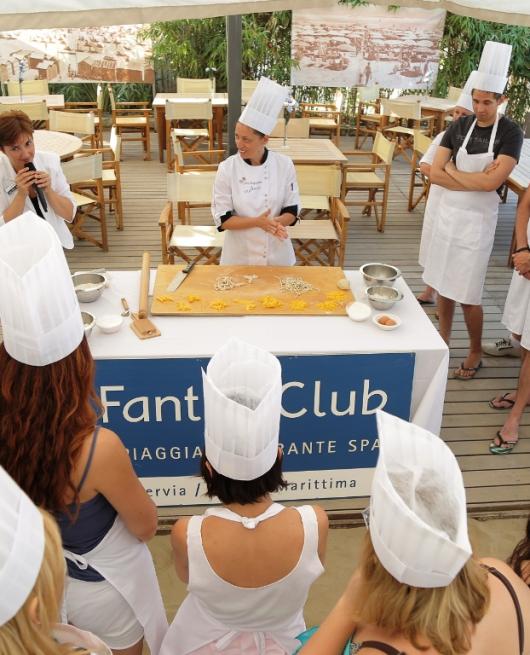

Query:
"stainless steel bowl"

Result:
[[72, 272, 106, 303], [81, 311, 96, 337], [360, 263, 401, 287], [365, 285, 404, 310]]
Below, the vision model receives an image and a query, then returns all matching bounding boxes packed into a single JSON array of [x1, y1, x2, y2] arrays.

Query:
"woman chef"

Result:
[[212, 77, 300, 266]]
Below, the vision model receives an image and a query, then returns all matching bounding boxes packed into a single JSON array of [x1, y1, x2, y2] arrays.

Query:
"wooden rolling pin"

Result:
[[138, 251, 150, 319]]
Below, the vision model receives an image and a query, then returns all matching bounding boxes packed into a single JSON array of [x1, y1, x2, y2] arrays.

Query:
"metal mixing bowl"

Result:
[[360, 263, 401, 287], [365, 285, 404, 310], [72, 272, 106, 303], [81, 311, 96, 337]]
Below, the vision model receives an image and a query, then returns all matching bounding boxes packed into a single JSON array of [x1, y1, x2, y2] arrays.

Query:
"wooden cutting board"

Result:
[[151, 265, 354, 316]]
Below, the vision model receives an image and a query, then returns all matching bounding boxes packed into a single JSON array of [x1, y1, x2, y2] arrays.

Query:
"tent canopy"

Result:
[[1, 0, 528, 29]]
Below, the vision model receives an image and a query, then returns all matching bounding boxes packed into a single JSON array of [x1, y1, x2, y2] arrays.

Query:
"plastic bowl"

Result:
[[72, 272, 106, 303], [81, 311, 96, 337], [365, 285, 403, 310], [96, 314, 124, 334], [346, 302, 371, 322], [373, 313, 401, 331], [360, 263, 401, 287]]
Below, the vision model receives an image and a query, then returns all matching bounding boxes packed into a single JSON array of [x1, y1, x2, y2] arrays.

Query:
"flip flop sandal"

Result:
[[489, 392, 516, 410], [417, 297, 435, 305], [489, 431, 518, 455], [453, 360, 483, 380]]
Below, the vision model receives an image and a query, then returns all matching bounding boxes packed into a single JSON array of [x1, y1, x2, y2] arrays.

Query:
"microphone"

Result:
[[26, 162, 48, 213]]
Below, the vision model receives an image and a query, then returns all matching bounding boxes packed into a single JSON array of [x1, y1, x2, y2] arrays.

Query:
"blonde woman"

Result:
[[298, 411, 530, 655], [0, 467, 110, 655]]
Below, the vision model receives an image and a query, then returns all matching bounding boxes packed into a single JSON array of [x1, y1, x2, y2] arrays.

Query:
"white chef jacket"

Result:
[[0, 150, 76, 249], [212, 149, 299, 266]]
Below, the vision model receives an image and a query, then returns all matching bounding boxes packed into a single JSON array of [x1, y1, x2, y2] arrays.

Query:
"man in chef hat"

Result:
[[423, 41, 523, 380], [417, 72, 475, 305], [295, 410, 530, 654], [0, 465, 110, 653], [212, 77, 300, 266]]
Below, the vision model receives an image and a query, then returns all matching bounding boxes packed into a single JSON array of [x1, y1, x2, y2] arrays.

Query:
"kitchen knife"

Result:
[[166, 260, 196, 292]]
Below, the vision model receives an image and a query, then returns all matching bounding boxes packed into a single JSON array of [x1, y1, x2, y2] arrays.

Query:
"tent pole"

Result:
[[226, 15, 242, 156]]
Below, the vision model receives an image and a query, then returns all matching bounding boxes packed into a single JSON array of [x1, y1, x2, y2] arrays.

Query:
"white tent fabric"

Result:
[[0, 0, 528, 29]]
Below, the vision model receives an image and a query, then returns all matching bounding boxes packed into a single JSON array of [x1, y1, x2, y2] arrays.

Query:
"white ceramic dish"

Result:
[[373, 312, 401, 331], [346, 302, 371, 322], [96, 314, 124, 334]]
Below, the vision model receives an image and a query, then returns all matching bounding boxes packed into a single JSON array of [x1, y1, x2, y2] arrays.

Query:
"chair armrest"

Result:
[[117, 101, 150, 108], [159, 201, 173, 228], [114, 108, 151, 115]]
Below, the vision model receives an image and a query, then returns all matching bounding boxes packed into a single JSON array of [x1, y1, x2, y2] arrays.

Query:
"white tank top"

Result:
[[159, 503, 324, 655]]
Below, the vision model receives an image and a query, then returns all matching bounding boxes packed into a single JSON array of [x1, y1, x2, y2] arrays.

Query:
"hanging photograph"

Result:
[[291, 5, 446, 89], [0, 26, 154, 84]]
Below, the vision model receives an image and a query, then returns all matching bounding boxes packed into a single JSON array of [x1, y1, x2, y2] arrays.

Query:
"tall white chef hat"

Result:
[[455, 72, 475, 113], [0, 465, 45, 626], [239, 76, 290, 136], [0, 212, 83, 366], [369, 410, 472, 589], [468, 41, 512, 95], [202, 338, 282, 481]]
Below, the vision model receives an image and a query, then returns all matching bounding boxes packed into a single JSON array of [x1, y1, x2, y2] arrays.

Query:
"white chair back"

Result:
[[381, 99, 421, 121], [242, 80, 259, 103], [49, 110, 95, 136], [358, 86, 380, 102], [176, 77, 215, 94], [166, 99, 212, 121], [447, 86, 462, 101], [167, 171, 216, 203], [62, 153, 103, 184], [373, 132, 395, 165], [295, 165, 341, 198], [7, 79, 49, 96], [109, 127, 122, 159], [270, 118, 310, 138], [1, 100, 48, 122], [413, 130, 432, 157]]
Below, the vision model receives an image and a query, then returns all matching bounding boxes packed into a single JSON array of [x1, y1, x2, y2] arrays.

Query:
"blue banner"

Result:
[[95, 353, 415, 479]]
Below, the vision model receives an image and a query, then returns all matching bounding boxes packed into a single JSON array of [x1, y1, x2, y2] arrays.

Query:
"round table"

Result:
[[34, 130, 82, 160]]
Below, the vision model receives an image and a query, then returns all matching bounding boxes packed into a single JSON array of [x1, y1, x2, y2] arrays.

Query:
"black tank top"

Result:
[[350, 565, 524, 655]]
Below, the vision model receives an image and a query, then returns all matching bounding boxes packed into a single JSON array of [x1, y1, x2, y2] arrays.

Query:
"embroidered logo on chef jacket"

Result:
[[240, 178, 264, 195]]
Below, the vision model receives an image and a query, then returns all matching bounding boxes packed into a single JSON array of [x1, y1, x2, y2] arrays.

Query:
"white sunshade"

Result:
[[0, 0, 528, 28]]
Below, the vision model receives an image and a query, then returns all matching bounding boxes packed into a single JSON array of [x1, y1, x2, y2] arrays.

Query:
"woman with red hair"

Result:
[[0, 213, 167, 655]]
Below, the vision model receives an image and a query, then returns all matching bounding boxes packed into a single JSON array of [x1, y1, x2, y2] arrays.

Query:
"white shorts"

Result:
[[65, 576, 144, 649]]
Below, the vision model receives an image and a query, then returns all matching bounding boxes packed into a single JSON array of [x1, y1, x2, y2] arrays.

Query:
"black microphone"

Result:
[[26, 162, 48, 213]]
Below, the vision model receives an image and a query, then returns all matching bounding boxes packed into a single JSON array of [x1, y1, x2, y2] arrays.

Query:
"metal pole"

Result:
[[226, 15, 242, 156]]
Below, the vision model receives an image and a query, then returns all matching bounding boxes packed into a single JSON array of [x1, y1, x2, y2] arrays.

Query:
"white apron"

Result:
[[64, 516, 168, 655], [212, 152, 298, 266], [418, 132, 444, 268], [53, 623, 111, 655], [502, 220, 530, 349], [159, 503, 323, 655], [423, 117, 500, 305]]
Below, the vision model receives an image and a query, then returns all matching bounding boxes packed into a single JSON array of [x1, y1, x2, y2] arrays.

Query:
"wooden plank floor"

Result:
[[66, 134, 529, 517]]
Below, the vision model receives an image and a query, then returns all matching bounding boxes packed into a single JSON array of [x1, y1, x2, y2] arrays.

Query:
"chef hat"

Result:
[[0, 465, 45, 626], [468, 41, 512, 95], [202, 338, 282, 481], [369, 411, 472, 589], [455, 72, 475, 113], [0, 212, 83, 366], [239, 76, 290, 136]]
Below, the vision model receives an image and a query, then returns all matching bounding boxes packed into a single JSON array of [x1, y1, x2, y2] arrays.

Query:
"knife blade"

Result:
[[166, 260, 196, 292]]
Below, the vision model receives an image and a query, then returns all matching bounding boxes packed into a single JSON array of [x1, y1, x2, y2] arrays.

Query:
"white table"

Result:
[[34, 130, 82, 160], [84, 269, 448, 507]]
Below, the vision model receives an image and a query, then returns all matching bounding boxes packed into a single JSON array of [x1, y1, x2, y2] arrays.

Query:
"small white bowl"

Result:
[[373, 313, 401, 331], [96, 314, 123, 334], [346, 302, 371, 322]]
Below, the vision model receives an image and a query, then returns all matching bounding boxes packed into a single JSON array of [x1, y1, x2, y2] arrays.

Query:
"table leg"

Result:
[[155, 106, 166, 163]]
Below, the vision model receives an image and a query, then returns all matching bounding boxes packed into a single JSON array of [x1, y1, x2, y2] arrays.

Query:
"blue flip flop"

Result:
[[489, 431, 518, 455]]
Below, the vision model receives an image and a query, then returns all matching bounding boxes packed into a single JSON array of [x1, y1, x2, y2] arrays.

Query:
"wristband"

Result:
[[514, 246, 530, 254]]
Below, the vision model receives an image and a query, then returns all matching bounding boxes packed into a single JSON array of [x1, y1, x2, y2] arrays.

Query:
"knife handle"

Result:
[[184, 259, 196, 274]]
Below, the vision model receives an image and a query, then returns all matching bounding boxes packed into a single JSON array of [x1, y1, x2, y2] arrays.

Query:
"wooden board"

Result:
[[151, 265, 354, 316]]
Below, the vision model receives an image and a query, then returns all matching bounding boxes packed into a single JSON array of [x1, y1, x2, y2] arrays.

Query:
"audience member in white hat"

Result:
[[416, 74, 475, 306], [212, 77, 300, 265], [488, 184, 530, 453], [423, 41, 524, 380], [0, 110, 76, 249], [0, 213, 167, 655], [297, 411, 530, 655], [159, 338, 328, 655], [0, 466, 111, 655]]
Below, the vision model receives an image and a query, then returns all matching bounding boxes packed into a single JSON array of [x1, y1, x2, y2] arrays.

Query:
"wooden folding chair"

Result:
[[381, 99, 434, 164], [165, 99, 214, 171], [64, 84, 104, 147], [408, 130, 433, 212], [354, 86, 387, 149], [159, 171, 220, 264], [242, 80, 259, 104], [1, 100, 49, 127], [270, 118, 310, 139], [289, 164, 348, 266], [176, 77, 215, 94], [7, 79, 49, 96], [108, 84, 151, 161], [49, 109, 96, 149], [340, 132, 395, 232], [300, 91, 342, 145], [62, 153, 107, 251]]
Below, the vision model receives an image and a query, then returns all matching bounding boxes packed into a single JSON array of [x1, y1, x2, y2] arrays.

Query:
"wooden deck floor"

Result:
[[65, 135, 529, 517]]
